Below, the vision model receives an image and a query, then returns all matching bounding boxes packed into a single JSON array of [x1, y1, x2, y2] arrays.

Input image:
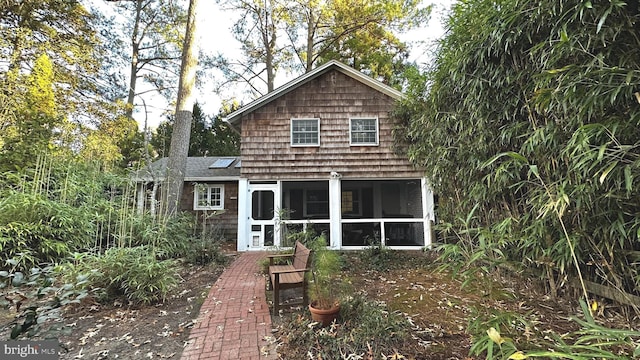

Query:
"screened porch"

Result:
[[273, 179, 427, 248]]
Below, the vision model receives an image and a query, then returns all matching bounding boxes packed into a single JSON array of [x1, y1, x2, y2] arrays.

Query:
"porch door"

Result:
[[249, 183, 280, 249]]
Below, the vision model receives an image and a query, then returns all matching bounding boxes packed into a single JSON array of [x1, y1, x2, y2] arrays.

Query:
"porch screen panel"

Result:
[[252, 190, 274, 220], [381, 180, 423, 218], [264, 225, 274, 246], [341, 184, 373, 218], [384, 222, 424, 246], [282, 181, 329, 220], [281, 223, 304, 247], [342, 223, 377, 246], [306, 189, 328, 217]]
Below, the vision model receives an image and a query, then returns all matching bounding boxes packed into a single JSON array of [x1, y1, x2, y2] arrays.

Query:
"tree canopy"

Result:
[[0, 0, 148, 169], [216, 0, 429, 97], [396, 0, 640, 297], [107, 0, 186, 119], [151, 102, 240, 158], [0, 54, 60, 171]]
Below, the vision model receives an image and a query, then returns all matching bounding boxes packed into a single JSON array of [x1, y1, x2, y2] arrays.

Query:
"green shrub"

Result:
[[339, 295, 410, 344], [0, 192, 95, 271], [184, 237, 228, 265], [122, 213, 227, 265], [358, 242, 400, 271], [284, 226, 321, 248], [79, 247, 179, 304], [122, 213, 194, 258]]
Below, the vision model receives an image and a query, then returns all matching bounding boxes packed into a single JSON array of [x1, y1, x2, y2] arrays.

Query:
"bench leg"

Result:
[[273, 279, 280, 314], [302, 282, 308, 307]]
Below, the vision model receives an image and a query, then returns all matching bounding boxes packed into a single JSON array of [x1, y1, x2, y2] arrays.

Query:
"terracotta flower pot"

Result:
[[308, 302, 340, 327]]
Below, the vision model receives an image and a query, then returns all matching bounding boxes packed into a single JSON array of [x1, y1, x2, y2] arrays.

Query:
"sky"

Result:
[[92, 0, 454, 131]]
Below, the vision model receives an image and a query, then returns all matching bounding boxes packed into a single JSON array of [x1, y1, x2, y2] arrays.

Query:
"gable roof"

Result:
[[134, 156, 241, 182], [223, 60, 403, 130]]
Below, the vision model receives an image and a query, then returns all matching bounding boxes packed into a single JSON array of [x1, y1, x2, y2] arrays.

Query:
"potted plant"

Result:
[[307, 235, 343, 326]]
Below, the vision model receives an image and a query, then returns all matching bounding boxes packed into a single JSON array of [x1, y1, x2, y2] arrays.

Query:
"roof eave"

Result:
[[135, 176, 240, 182], [222, 116, 242, 134], [184, 176, 240, 182]]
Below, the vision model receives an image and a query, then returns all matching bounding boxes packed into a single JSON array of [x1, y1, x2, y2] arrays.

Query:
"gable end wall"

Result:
[[240, 70, 423, 180]]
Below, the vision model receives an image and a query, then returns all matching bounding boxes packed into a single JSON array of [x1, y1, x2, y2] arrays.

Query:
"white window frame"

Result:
[[194, 184, 225, 210], [349, 117, 379, 146], [291, 118, 320, 146]]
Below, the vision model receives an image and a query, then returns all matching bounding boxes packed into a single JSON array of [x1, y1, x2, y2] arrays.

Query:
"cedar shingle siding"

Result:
[[135, 157, 241, 241], [239, 69, 422, 179], [181, 182, 238, 240]]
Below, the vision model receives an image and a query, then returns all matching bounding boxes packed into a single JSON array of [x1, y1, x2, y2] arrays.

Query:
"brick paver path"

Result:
[[181, 252, 277, 360]]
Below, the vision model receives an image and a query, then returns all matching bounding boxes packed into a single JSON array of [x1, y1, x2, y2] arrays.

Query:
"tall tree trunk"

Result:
[[126, 0, 143, 119], [265, 24, 275, 91], [305, 5, 314, 72], [264, 0, 276, 92], [164, 0, 199, 216]]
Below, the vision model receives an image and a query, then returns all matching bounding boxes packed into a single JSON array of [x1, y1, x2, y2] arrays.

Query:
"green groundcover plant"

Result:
[[276, 294, 424, 359], [69, 246, 179, 305], [469, 300, 640, 359]]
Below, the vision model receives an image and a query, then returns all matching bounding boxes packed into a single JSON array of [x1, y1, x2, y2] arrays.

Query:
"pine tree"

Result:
[[164, 0, 200, 216]]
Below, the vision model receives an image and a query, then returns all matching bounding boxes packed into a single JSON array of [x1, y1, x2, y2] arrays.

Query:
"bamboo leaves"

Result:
[[395, 0, 640, 313]]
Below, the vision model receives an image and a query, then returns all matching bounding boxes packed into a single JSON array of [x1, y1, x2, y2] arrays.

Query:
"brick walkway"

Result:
[[181, 252, 277, 360]]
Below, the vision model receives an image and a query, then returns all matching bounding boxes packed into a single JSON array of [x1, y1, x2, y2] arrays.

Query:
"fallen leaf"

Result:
[[487, 327, 504, 345]]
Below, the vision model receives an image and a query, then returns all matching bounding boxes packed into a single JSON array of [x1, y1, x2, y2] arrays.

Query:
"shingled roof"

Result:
[[134, 156, 241, 182]]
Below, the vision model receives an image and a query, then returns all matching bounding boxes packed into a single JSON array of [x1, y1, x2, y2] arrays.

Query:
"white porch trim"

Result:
[[422, 177, 435, 249], [328, 174, 342, 249], [237, 178, 249, 251], [236, 177, 435, 251]]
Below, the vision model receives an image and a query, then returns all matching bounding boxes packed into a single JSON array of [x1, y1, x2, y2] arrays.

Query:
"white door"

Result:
[[248, 183, 280, 249]]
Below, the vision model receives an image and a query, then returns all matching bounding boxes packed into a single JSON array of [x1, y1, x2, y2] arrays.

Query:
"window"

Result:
[[291, 118, 320, 146], [350, 118, 378, 145], [194, 184, 224, 210]]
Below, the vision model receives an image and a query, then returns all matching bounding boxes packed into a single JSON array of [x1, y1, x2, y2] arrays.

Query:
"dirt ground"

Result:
[[2, 249, 636, 359], [334, 252, 575, 360], [57, 261, 230, 360], [0, 254, 233, 360]]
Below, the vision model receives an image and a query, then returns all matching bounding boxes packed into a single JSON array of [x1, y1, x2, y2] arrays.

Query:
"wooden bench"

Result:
[[267, 241, 312, 313]]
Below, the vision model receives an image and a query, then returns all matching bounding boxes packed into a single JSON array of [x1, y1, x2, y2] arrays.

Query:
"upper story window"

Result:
[[291, 118, 320, 146], [194, 184, 224, 210], [350, 118, 379, 146]]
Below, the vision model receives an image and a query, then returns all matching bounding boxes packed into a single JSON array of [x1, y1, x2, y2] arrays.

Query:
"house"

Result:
[[223, 60, 435, 251], [134, 156, 241, 240]]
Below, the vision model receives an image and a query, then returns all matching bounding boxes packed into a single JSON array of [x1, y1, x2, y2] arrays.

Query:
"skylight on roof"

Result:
[[235, 160, 242, 168], [209, 158, 235, 168]]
